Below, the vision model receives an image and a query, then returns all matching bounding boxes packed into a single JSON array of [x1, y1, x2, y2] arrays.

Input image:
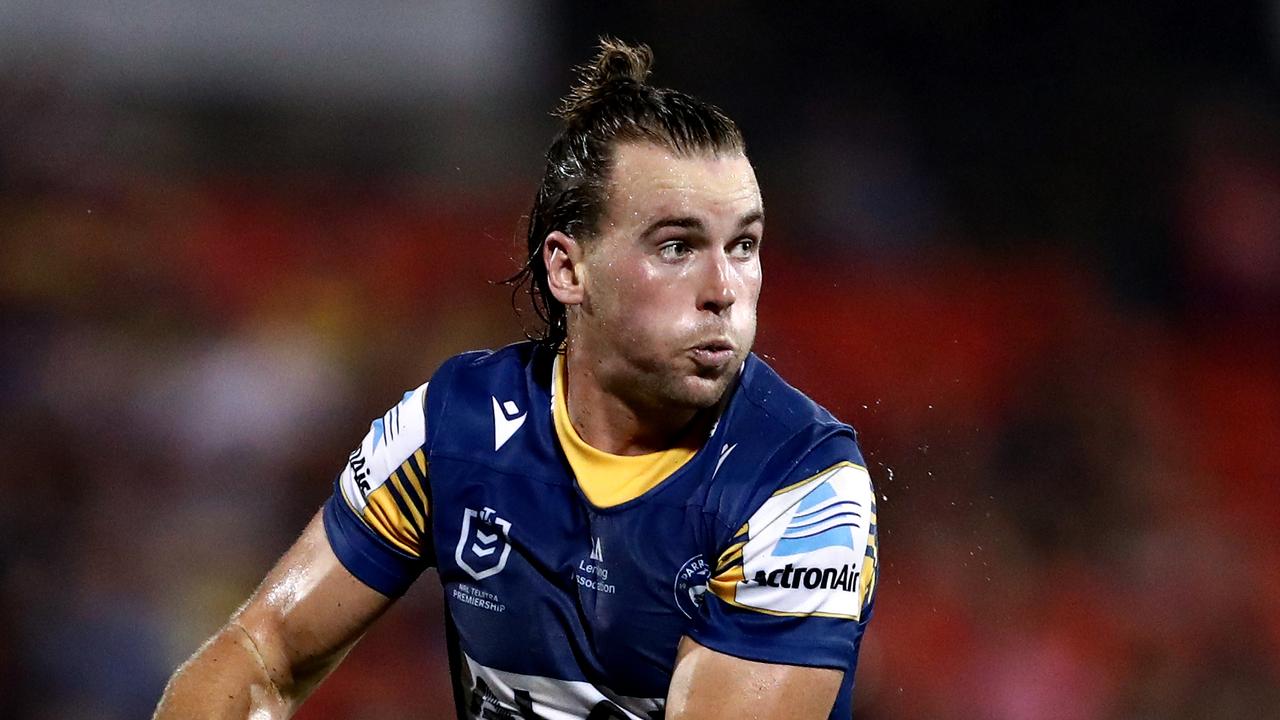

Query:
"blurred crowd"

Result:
[[2, 3, 1278, 719]]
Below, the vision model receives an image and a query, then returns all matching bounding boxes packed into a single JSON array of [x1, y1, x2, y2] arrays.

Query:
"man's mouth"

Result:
[[689, 339, 736, 368]]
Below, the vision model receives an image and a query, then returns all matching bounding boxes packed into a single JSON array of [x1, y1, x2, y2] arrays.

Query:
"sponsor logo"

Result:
[[732, 463, 872, 618], [575, 537, 614, 594], [773, 477, 861, 556], [347, 447, 372, 494], [456, 507, 513, 581], [673, 554, 710, 619], [492, 396, 527, 451], [746, 562, 860, 592]]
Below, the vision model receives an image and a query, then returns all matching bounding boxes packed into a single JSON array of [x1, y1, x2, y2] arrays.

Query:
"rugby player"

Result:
[[155, 38, 879, 720]]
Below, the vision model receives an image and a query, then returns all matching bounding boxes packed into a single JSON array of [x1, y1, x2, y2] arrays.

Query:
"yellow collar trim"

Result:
[[552, 354, 699, 507]]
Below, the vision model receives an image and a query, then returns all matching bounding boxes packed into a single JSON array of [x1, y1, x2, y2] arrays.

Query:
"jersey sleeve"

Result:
[[322, 381, 433, 598], [689, 433, 879, 672]]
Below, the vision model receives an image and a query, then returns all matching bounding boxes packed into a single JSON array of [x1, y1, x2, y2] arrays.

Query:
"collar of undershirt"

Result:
[[550, 353, 700, 508]]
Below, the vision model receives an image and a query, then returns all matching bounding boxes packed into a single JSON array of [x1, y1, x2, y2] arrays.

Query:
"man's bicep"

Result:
[[666, 637, 841, 720], [235, 511, 395, 695]]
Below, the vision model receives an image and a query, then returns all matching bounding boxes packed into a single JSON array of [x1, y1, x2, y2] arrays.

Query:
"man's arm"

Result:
[[675, 434, 879, 719], [153, 510, 394, 720], [666, 637, 842, 720]]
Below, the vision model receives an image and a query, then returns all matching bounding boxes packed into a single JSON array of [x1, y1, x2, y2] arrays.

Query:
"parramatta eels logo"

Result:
[[673, 554, 710, 619], [456, 507, 513, 581]]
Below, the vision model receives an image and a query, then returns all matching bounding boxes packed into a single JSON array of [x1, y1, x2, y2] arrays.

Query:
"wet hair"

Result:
[[507, 37, 746, 351]]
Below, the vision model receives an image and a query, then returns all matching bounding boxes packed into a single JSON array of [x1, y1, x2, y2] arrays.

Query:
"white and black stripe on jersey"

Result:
[[460, 651, 664, 720]]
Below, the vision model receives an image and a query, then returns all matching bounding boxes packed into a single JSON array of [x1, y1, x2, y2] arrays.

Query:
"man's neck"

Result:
[[561, 348, 709, 456]]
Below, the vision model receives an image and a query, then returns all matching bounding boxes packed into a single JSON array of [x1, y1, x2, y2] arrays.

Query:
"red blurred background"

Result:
[[1, 3, 1277, 719]]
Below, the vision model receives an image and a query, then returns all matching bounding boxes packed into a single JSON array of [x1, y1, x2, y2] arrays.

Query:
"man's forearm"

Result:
[[153, 622, 292, 720], [154, 513, 390, 719]]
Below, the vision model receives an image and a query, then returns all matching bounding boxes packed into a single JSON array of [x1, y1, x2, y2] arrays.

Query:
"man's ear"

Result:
[[543, 231, 585, 306]]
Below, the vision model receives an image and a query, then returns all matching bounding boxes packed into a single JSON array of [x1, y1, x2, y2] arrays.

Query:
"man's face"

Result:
[[570, 142, 764, 410]]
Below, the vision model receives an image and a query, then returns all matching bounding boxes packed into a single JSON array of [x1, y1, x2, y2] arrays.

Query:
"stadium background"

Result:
[[2, 2, 1278, 718]]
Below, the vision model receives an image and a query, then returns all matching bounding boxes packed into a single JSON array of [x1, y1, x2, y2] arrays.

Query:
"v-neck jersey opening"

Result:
[[551, 354, 706, 509]]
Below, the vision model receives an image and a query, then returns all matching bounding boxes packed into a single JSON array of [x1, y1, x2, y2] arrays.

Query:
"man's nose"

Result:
[[697, 251, 737, 314]]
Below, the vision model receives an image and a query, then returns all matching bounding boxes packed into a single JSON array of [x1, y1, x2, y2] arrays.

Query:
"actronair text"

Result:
[[746, 563, 860, 591]]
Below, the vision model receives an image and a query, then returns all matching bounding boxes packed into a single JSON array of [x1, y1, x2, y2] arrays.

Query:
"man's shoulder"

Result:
[[428, 341, 547, 396], [435, 341, 540, 374], [700, 355, 864, 530], [730, 354, 849, 440], [424, 341, 556, 463]]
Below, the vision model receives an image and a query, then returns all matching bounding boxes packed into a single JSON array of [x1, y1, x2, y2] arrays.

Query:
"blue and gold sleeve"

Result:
[[691, 433, 879, 672], [322, 382, 432, 598]]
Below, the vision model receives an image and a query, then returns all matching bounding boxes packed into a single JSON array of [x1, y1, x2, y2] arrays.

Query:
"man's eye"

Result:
[[659, 241, 691, 260], [731, 238, 758, 258]]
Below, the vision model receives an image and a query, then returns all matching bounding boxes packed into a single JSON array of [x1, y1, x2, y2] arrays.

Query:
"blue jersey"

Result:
[[323, 342, 879, 719]]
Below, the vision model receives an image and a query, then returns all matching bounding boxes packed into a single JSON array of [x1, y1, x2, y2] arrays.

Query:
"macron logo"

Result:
[[712, 442, 737, 478], [492, 397, 526, 451]]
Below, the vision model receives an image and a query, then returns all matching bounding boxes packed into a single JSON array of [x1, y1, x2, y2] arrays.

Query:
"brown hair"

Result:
[[508, 37, 746, 350]]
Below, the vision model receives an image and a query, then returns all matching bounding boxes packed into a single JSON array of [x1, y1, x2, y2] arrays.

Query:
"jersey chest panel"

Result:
[[429, 453, 715, 700], [327, 345, 870, 720]]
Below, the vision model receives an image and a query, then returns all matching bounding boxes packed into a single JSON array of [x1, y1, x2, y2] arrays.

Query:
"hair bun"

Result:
[[555, 37, 654, 120]]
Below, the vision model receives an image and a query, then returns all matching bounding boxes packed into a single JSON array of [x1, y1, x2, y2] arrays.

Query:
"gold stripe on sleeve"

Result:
[[361, 485, 420, 556], [388, 471, 425, 531], [400, 458, 430, 517], [709, 565, 745, 604], [411, 448, 428, 476], [858, 554, 877, 610], [859, 514, 879, 609], [715, 541, 747, 573]]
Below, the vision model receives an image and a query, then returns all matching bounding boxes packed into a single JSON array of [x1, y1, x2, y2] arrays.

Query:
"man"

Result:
[[155, 38, 878, 720]]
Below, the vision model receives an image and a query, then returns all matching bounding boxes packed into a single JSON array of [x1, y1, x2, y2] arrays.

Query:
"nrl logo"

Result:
[[456, 507, 513, 581]]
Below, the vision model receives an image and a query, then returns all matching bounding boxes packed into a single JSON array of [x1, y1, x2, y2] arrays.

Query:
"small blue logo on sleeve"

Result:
[[370, 391, 416, 449], [772, 479, 861, 556]]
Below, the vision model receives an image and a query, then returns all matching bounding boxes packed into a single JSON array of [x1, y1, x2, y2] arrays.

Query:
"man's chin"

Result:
[[673, 365, 739, 409]]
